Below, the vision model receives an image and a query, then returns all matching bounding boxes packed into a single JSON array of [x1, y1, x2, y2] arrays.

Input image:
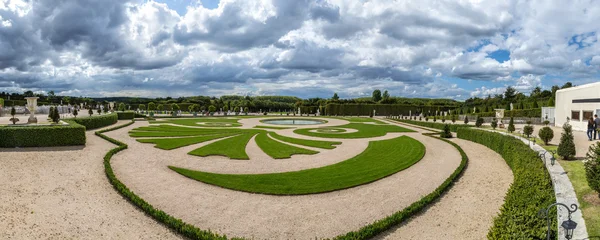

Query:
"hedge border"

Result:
[[70, 112, 118, 130], [96, 121, 235, 240], [98, 120, 469, 240], [388, 118, 473, 132], [117, 111, 135, 120], [332, 132, 468, 239], [0, 120, 86, 147]]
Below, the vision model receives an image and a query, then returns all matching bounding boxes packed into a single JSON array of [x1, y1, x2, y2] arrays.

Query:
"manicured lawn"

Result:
[[294, 123, 413, 139], [269, 132, 341, 149], [328, 117, 387, 124], [253, 125, 294, 130], [188, 133, 258, 160], [559, 160, 600, 237], [137, 133, 238, 150], [169, 136, 425, 195], [151, 118, 242, 127], [255, 132, 318, 159]]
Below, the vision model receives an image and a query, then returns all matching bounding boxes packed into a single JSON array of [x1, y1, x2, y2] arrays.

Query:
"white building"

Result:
[[555, 82, 600, 131]]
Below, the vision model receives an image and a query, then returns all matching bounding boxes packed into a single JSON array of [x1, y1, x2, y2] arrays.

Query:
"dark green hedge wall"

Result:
[[456, 128, 556, 239], [476, 108, 542, 118], [71, 113, 117, 130], [390, 119, 473, 132], [0, 121, 86, 147], [117, 111, 135, 120], [326, 104, 447, 116]]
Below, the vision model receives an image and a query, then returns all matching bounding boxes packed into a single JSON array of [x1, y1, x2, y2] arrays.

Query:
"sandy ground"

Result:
[[107, 120, 462, 239], [0, 121, 179, 239]]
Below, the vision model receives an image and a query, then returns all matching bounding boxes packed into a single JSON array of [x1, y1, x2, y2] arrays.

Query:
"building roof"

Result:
[[556, 81, 600, 93]]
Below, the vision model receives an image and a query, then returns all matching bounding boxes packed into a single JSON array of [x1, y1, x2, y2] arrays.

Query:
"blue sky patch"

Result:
[[488, 50, 510, 63]]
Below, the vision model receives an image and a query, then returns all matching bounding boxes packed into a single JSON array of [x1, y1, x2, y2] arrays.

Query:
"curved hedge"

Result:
[[96, 121, 232, 240], [0, 120, 86, 147], [456, 128, 556, 239], [390, 118, 473, 132], [117, 111, 135, 120], [71, 113, 118, 130]]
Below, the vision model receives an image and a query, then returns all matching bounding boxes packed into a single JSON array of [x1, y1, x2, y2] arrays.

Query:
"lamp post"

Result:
[[539, 150, 547, 165], [549, 150, 557, 166], [538, 203, 578, 240]]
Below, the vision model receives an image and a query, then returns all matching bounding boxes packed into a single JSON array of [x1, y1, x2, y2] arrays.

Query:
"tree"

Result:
[[157, 104, 164, 112], [451, 115, 456, 124], [464, 115, 469, 124], [523, 125, 534, 137], [48, 106, 55, 119], [372, 89, 382, 102], [532, 101, 539, 108], [234, 106, 240, 113], [382, 90, 390, 101], [73, 108, 78, 118], [433, 115, 437, 122], [538, 127, 554, 145], [52, 107, 60, 123], [332, 93, 339, 100], [507, 117, 515, 133], [224, 106, 229, 112], [172, 104, 180, 112], [441, 116, 446, 123], [244, 107, 249, 113], [97, 108, 101, 115], [440, 124, 452, 138], [561, 82, 573, 89], [148, 102, 156, 112], [547, 97, 555, 107], [557, 123, 576, 159], [491, 118, 498, 130], [118, 103, 125, 111], [10, 106, 18, 124], [88, 108, 93, 116], [138, 104, 145, 111], [192, 104, 200, 113], [188, 105, 194, 113], [504, 86, 516, 103], [584, 142, 600, 196], [475, 116, 483, 127], [208, 105, 216, 113]]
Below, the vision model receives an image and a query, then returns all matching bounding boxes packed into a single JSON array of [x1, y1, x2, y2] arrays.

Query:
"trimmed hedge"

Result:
[[71, 113, 117, 130], [390, 119, 473, 132], [326, 104, 447, 116], [477, 108, 541, 118], [134, 113, 146, 118], [96, 121, 233, 240], [333, 133, 468, 239], [0, 120, 86, 147], [456, 128, 556, 239], [117, 111, 135, 120]]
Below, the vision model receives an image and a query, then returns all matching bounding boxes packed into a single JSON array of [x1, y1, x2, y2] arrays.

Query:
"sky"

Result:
[[1, 0, 599, 100]]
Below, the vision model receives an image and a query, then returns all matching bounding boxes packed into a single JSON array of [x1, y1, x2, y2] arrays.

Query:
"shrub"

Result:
[[157, 104, 164, 112], [118, 103, 125, 111], [71, 113, 118, 130], [10, 106, 18, 124], [425, 117, 428, 122], [52, 107, 60, 123], [0, 121, 86, 147], [491, 118, 498, 130], [369, 110, 374, 118], [138, 104, 145, 111], [451, 115, 456, 124], [463, 115, 469, 124], [73, 108, 78, 118], [475, 116, 483, 127], [523, 125, 534, 137], [507, 117, 515, 133], [117, 111, 135, 120], [433, 116, 437, 122], [208, 105, 216, 113], [97, 108, 101, 115], [244, 107, 249, 113], [558, 123, 576, 159], [543, 120, 550, 126], [172, 103, 180, 112], [390, 119, 473, 132], [148, 102, 156, 112], [440, 124, 452, 138], [234, 106, 240, 113], [585, 142, 600, 196], [48, 106, 55, 119], [441, 116, 446, 123], [457, 128, 556, 239]]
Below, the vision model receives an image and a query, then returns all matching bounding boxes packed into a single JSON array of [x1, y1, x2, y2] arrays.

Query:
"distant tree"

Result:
[[382, 90, 390, 100], [548, 97, 555, 107], [172, 103, 180, 112], [97, 108, 101, 115], [138, 104, 145, 111], [208, 105, 216, 113], [561, 82, 573, 89], [464, 115, 469, 124], [157, 104, 164, 112], [224, 106, 229, 112], [491, 118, 498, 129], [234, 106, 240, 113], [244, 107, 249, 113], [372, 89, 382, 102], [48, 106, 55, 119], [532, 101, 539, 108], [73, 108, 78, 118], [88, 108, 93, 116], [10, 106, 18, 124], [332, 93, 340, 100], [558, 123, 576, 159], [148, 102, 156, 112], [451, 115, 456, 124], [118, 103, 125, 111], [504, 86, 517, 103], [192, 104, 200, 113]]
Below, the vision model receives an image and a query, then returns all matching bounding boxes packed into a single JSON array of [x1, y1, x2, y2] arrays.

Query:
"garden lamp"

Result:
[[539, 151, 547, 165], [561, 219, 577, 240], [549, 150, 556, 166], [538, 203, 578, 240]]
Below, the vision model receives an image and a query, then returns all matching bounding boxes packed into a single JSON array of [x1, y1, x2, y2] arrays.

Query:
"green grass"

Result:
[[294, 123, 413, 139], [269, 132, 341, 149], [151, 118, 242, 127], [169, 136, 425, 195], [328, 117, 387, 124], [254, 132, 318, 159], [188, 133, 258, 160], [253, 125, 294, 130], [137, 133, 238, 150], [559, 160, 600, 237]]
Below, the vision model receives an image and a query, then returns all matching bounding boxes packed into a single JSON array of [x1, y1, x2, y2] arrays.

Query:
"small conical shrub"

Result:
[[440, 124, 452, 138], [558, 123, 576, 159], [507, 117, 515, 133], [464, 116, 469, 124], [475, 116, 484, 127], [585, 142, 600, 196], [52, 107, 60, 123], [491, 118, 498, 129]]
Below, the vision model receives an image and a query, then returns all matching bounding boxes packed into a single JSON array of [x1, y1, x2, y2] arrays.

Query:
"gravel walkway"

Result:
[[107, 120, 462, 239], [0, 121, 179, 239]]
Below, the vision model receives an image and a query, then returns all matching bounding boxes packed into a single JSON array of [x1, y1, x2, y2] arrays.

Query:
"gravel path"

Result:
[[108, 120, 462, 239], [0, 121, 179, 239]]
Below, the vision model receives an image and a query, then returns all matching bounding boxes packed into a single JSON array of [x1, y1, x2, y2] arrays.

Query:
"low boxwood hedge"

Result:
[[457, 128, 556, 239], [333, 134, 468, 239], [96, 121, 234, 240], [71, 113, 117, 130], [0, 120, 86, 147], [117, 111, 135, 120], [389, 118, 473, 132]]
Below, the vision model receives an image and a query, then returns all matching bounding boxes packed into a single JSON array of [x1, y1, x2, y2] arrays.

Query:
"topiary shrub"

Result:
[[244, 107, 249, 115], [97, 108, 101, 115], [523, 125, 534, 137], [10, 106, 19, 124], [157, 104, 164, 113], [73, 108, 78, 118], [507, 117, 515, 133], [433, 116, 437, 122], [52, 107, 60, 123], [543, 120, 550, 126], [463, 115, 469, 124], [558, 123, 576, 160], [88, 108, 93, 116], [585, 142, 600, 196], [0, 121, 86, 147], [148, 102, 156, 112], [538, 126, 554, 145], [118, 103, 125, 111], [369, 110, 374, 118], [71, 112, 118, 130], [117, 111, 135, 120], [440, 124, 452, 138], [425, 117, 429, 122], [475, 116, 483, 127], [491, 118, 498, 130], [451, 115, 456, 124]]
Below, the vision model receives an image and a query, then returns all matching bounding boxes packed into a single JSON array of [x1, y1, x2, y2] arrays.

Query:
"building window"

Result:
[[571, 111, 580, 121], [584, 111, 594, 121]]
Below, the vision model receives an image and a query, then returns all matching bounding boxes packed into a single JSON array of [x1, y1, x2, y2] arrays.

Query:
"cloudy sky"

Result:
[[1, 0, 599, 99]]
